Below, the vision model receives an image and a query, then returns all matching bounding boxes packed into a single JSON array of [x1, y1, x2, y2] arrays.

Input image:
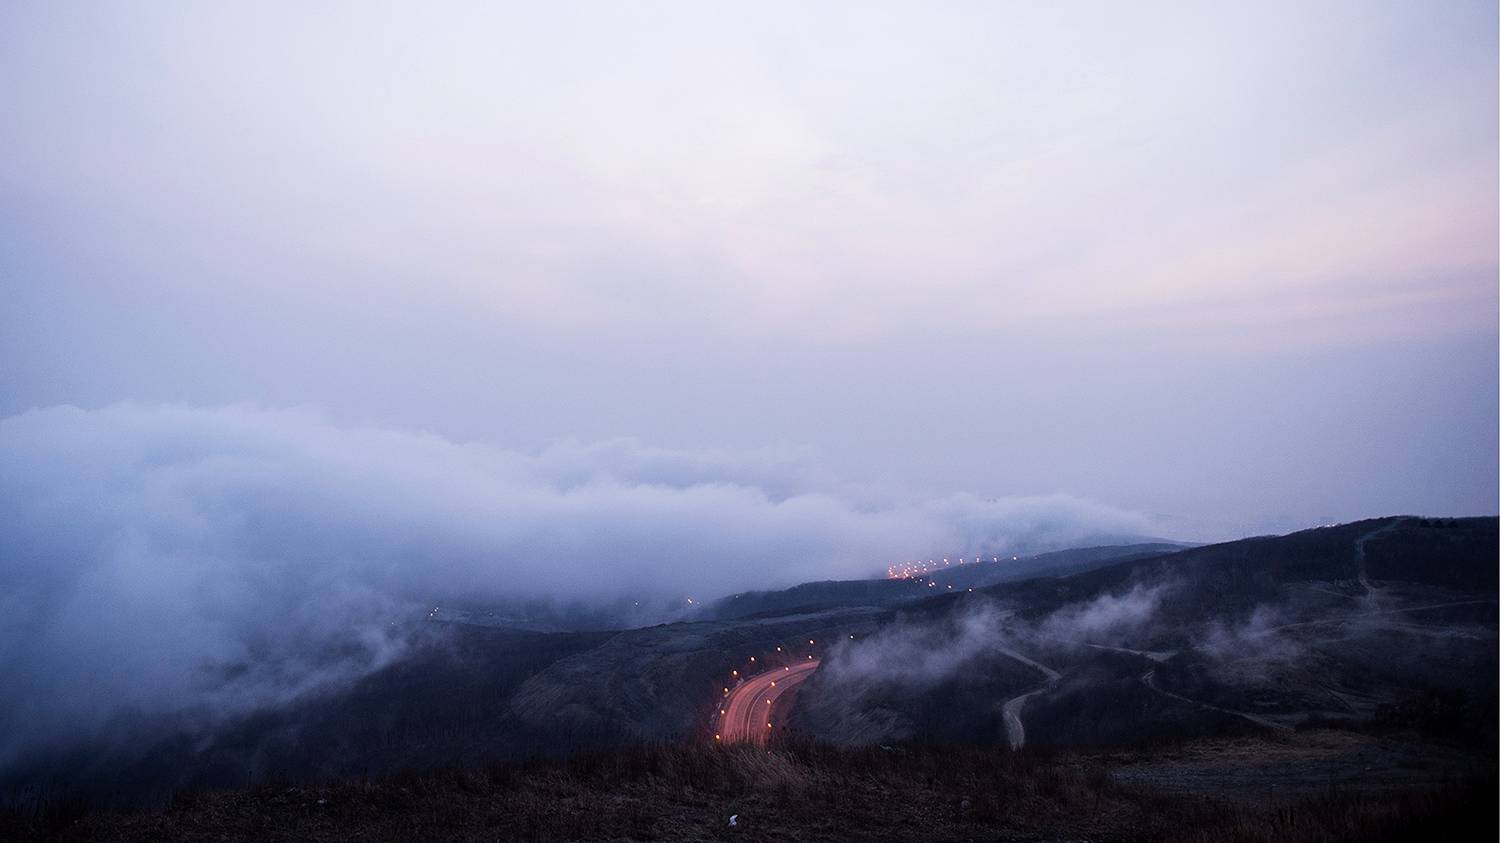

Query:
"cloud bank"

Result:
[[0, 402, 1154, 769]]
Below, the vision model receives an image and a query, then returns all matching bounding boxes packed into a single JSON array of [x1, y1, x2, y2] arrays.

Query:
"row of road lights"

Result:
[[888, 554, 1021, 580]]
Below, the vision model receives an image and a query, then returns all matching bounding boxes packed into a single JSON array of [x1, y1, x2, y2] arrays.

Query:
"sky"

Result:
[[1, 0, 1496, 541]]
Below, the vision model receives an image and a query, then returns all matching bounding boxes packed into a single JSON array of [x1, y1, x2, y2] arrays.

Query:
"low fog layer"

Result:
[[818, 586, 1170, 695], [808, 577, 1324, 741], [0, 402, 1156, 770]]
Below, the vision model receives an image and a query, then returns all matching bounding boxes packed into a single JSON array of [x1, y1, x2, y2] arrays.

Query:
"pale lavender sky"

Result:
[[1, 1, 1496, 542]]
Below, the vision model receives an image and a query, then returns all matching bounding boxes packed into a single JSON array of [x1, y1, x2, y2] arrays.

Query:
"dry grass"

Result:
[[4, 742, 1151, 841], [1177, 777, 1496, 843], [4, 741, 1489, 841]]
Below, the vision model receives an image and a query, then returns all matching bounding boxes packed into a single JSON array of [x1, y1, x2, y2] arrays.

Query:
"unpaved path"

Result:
[[1140, 668, 1293, 733], [1354, 518, 1404, 610], [997, 645, 1060, 750]]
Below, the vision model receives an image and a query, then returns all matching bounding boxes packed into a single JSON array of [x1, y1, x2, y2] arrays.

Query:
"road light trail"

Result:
[[717, 660, 820, 744]]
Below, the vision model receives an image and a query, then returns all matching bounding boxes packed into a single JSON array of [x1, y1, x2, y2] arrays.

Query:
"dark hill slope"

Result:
[[977, 516, 1495, 628], [1, 626, 613, 809], [789, 517, 1498, 751], [709, 543, 1187, 620]]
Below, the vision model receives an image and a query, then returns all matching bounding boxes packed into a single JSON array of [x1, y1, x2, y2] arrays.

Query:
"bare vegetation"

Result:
[[5, 740, 1490, 841]]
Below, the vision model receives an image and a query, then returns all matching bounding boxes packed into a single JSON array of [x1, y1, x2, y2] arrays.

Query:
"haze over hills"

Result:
[[2, 2, 1496, 838], [4, 516, 1492, 829]]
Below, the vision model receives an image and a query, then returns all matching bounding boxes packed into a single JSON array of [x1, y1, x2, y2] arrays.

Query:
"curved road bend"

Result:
[[718, 660, 820, 744], [997, 646, 1060, 750]]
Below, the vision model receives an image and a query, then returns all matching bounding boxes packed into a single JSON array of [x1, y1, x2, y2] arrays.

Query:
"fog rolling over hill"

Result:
[[3, 1, 1496, 837], [0, 403, 1168, 780], [3, 516, 1493, 825]]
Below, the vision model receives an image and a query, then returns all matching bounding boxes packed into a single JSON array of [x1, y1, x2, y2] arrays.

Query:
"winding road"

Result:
[[717, 660, 820, 744], [997, 646, 1060, 750]]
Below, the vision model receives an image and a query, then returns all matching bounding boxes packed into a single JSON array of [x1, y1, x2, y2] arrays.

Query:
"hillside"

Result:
[[3, 518, 1494, 829], [787, 517, 1498, 751], [708, 543, 1186, 620]]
